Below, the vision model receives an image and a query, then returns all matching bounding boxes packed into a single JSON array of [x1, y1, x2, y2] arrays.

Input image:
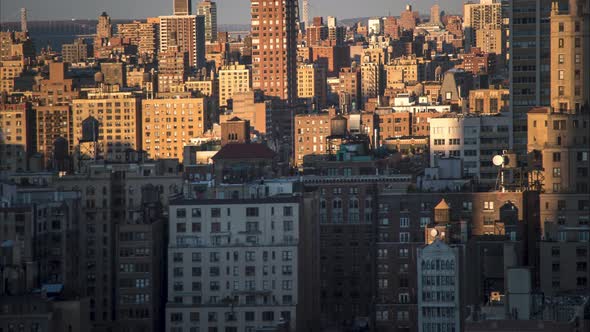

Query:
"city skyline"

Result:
[[0, 0, 464, 24]]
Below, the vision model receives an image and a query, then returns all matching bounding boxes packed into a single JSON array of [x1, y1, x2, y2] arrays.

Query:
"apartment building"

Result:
[[250, 0, 299, 104], [218, 64, 251, 108], [417, 239, 462, 332], [71, 91, 141, 162], [0, 101, 34, 172], [142, 97, 210, 161], [297, 63, 328, 108], [429, 113, 513, 185], [166, 198, 303, 331], [468, 89, 510, 114]]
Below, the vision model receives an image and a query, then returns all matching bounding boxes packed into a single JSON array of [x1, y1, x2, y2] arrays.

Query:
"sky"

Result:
[[1, 0, 463, 24]]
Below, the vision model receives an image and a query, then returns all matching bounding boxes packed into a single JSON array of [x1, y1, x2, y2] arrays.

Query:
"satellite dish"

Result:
[[430, 229, 438, 237], [493, 155, 504, 167]]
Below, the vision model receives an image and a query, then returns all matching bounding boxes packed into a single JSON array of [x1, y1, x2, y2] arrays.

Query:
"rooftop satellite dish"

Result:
[[493, 155, 504, 167], [430, 229, 438, 237]]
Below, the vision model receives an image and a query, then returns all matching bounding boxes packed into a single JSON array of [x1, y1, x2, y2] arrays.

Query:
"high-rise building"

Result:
[[62, 38, 91, 63], [174, 0, 192, 15], [529, 1, 589, 294], [509, 0, 552, 158], [400, 4, 420, 31], [142, 97, 210, 161], [429, 113, 513, 185], [117, 21, 159, 56], [0, 102, 34, 172], [55, 164, 182, 331], [159, 15, 206, 69], [96, 12, 113, 40], [417, 239, 462, 332], [549, 0, 589, 114], [430, 3, 441, 25], [197, 0, 218, 43], [157, 47, 190, 93], [35, 105, 72, 169], [338, 66, 361, 112], [218, 63, 251, 107], [297, 63, 328, 108], [463, 0, 503, 51], [165, 198, 304, 331], [360, 62, 381, 101], [20, 8, 27, 33], [71, 92, 142, 162], [251, 0, 299, 104]]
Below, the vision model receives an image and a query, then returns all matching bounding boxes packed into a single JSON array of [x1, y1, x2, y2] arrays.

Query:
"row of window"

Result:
[[176, 206, 294, 218], [172, 250, 293, 263], [169, 310, 292, 323]]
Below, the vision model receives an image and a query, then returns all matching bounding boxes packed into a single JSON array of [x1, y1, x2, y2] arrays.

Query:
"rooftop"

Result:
[[212, 143, 276, 160]]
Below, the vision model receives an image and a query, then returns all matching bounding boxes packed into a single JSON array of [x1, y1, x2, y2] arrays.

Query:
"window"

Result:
[[484, 201, 494, 210], [399, 248, 409, 258], [211, 208, 221, 218], [282, 280, 293, 290], [262, 311, 274, 321], [395, 310, 408, 321], [400, 232, 410, 243], [176, 208, 186, 218], [553, 168, 561, 177], [558, 38, 564, 48], [192, 252, 201, 262], [558, 54, 564, 64], [192, 208, 201, 217], [173, 252, 183, 263], [170, 312, 184, 322], [400, 217, 410, 228], [553, 152, 561, 162], [376, 310, 389, 321], [176, 223, 186, 233], [282, 251, 293, 261], [399, 293, 410, 303], [245, 312, 255, 321], [192, 223, 201, 232], [551, 247, 560, 256], [246, 207, 259, 217], [558, 70, 564, 80], [283, 206, 293, 216], [420, 217, 431, 228], [283, 220, 293, 231]]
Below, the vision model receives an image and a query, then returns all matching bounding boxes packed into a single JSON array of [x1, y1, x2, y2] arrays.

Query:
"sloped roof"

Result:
[[434, 198, 450, 210], [212, 143, 276, 160]]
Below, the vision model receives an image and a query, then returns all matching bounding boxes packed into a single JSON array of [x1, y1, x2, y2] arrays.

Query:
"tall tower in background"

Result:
[[431, 3, 441, 24], [302, 0, 310, 29], [20, 8, 28, 33], [251, 0, 299, 104], [174, 0, 192, 15], [197, 0, 218, 42], [509, 0, 552, 159], [550, 0, 589, 113], [96, 12, 113, 40]]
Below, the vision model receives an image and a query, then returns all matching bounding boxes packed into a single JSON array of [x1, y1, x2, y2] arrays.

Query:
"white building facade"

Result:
[[166, 197, 300, 332], [429, 114, 513, 184], [417, 239, 461, 332]]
